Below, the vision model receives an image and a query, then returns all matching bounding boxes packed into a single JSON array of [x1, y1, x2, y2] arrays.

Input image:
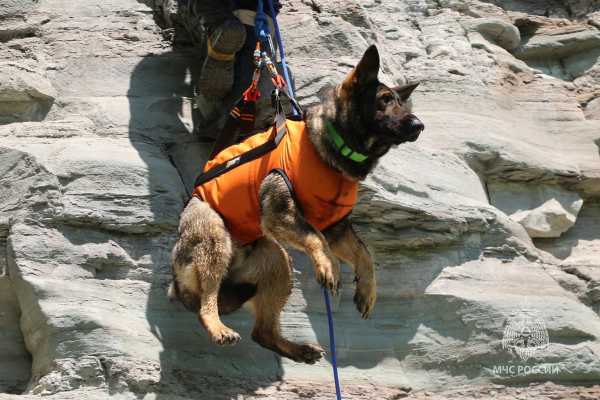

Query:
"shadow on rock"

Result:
[[127, 44, 284, 398]]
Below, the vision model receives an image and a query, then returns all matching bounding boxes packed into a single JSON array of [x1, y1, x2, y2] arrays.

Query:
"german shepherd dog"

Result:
[[169, 45, 424, 363]]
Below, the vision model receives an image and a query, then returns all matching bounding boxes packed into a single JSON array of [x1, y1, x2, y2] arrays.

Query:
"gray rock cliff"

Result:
[[1, 0, 600, 398]]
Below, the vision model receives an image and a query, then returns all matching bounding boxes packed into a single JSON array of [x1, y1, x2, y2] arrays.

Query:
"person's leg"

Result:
[[178, 0, 240, 49], [179, 1, 246, 136], [197, 16, 247, 98], [184, 1, 298, 139]]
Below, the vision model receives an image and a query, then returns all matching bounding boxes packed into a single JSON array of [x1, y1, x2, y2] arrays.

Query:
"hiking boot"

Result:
[[197, 18, 247, 98], [193, 92, 226, 139]]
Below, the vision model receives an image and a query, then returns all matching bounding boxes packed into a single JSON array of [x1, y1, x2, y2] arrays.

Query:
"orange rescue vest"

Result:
[[193, 119, 358, 245]]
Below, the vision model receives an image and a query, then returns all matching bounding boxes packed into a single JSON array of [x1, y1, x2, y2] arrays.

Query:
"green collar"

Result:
[[325, 121, 369, 163]]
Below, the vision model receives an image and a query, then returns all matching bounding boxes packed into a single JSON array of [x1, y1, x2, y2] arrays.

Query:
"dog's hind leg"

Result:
[[236, 238, 324, 364], [171, 197, 240, 345]]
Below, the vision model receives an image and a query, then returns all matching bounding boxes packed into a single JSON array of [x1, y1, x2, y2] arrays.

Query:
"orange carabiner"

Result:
[[271, 74, 286, 89]]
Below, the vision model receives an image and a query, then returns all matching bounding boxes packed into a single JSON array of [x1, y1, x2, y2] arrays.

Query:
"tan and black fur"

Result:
[[169, 45, 424, 363]]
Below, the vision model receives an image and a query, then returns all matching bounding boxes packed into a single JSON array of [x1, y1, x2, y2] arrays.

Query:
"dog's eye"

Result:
[[381, 94, 394, 104]]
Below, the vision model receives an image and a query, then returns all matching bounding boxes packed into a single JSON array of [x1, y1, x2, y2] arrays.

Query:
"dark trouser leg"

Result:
[[178, 0, 235, 43], [176, 1, 246, 136]]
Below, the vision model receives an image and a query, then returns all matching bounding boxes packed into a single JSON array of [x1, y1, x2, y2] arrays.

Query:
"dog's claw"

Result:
[[316, 265, 339, 296], [329, 280, 337, 295], [315, 254, 340, 296], [291, 343, 325, 364], [210, 326, 241, 346], [354, 279, 376, 319]]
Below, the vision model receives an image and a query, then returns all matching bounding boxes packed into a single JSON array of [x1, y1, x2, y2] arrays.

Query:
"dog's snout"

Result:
[[406, 115, 424, 134]]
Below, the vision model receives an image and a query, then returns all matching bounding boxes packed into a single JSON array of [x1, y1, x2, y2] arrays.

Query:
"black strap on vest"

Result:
[[194, 96, 294, 187], [269, 167, 301, 210], [208, 96, 257, 160], [270, 168, 294, 196]]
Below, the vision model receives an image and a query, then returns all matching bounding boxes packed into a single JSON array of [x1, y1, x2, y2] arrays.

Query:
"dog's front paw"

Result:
[[289, 342, 325, 364], [208, 324, 241, 346], [354, 277, 376, 319], [315, 256, 340, 295]]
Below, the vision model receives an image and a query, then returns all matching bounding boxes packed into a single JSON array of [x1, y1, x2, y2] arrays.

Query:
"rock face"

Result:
[[489, 183, 584, 238], [1, 0, 600, 399]]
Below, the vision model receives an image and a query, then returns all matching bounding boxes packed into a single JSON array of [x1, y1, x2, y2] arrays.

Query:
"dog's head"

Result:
[[335, 45, 424, 157]]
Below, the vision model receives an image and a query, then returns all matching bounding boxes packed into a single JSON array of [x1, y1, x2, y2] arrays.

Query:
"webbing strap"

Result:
[[194, 110, 287, 187], [208, 97, 257, 159], [267, 0, 300, 117], [196, 0, 303, 188]]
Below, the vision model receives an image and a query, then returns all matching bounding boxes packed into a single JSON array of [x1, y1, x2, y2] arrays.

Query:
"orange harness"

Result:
[[193, 119, 358, 245]]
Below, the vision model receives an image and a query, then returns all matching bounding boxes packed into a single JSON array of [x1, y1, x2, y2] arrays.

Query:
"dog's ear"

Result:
[[342, 45, 380, 90], [394, 82, 420, 101]]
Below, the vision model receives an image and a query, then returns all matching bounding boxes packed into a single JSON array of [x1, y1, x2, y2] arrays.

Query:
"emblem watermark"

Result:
[[502, 308, 549, 361], [490, 305, 562, 377]]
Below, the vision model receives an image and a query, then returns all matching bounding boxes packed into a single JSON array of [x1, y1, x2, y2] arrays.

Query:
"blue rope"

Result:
[[252, 2, 340, 396], [255, 0, 270, 40], [323, 288, 342, 400], [263, 1, 340, 396], [265, 0, 300, 117]]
